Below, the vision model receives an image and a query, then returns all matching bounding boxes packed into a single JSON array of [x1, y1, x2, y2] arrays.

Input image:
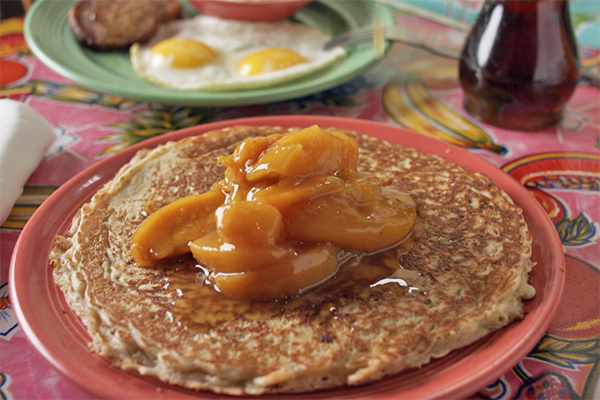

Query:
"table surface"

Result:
[[1, 1, 599, 399]]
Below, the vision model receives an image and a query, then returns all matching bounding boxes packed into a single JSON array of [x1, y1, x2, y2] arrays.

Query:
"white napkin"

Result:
[[0, 100, 57, 225]]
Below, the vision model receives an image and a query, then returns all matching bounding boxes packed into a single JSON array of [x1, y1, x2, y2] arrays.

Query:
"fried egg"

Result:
[[130, 15, 346, 91]]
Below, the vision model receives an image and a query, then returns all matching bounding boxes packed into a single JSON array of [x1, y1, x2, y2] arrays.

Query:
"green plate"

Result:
[[24, 0, 393, 106]]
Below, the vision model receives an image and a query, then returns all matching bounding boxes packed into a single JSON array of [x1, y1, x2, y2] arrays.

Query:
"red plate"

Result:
[[10, 116, 565, 399], [187, 0, 314, 21]]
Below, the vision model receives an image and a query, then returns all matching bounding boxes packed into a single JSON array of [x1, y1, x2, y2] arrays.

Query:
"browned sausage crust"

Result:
[[68, 0, 181, 51]]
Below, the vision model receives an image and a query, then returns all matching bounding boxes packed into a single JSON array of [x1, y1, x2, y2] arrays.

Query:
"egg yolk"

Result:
[[238, 48, 308, 76], [151, 38, 217, 68]]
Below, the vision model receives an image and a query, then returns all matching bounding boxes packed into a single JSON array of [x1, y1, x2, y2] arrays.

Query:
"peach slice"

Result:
[[131, 190, 225, 265], [218, 133, 282, 185], [190, 201, 290, 273], [283, 194, 417, 252], [212, 243, 339, 300], [215, 201, 283, 246], [245, 125, 359, 181], [340, 173, 382, 205], [190, 231, 290, 273], [248, 175, 345, 209]]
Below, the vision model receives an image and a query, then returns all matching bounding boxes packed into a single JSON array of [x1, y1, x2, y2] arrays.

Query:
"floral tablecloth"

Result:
[[1, 1, 599, 399]]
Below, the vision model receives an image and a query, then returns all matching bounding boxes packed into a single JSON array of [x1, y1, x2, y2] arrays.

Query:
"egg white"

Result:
[[130, 15, 346, 91]]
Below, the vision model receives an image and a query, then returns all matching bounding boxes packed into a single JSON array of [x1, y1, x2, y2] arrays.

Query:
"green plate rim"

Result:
[[24, 0, 393, 106]]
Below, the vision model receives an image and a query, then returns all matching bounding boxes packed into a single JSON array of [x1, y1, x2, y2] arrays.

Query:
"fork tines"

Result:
[[324, 25, 385, 50]]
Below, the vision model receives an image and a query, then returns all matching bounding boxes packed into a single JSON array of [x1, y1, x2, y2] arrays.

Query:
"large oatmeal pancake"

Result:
[[50, 125, 535, 395]]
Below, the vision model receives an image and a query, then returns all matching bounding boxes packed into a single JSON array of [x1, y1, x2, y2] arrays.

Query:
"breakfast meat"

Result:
[[68, 0, 182, 51], [49, 125, 536, 395]]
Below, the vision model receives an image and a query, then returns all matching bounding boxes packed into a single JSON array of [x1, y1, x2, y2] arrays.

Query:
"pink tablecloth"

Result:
[[1, 5, 599, 399]]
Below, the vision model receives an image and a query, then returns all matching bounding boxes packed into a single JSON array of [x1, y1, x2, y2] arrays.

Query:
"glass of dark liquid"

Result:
[[459, 0, 580, 131]]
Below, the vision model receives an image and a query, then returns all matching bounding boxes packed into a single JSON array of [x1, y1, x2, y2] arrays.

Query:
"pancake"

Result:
[[49, 125, 536, 395]]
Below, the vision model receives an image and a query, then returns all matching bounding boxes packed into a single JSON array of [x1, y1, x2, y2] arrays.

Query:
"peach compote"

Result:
[[131, 125, 417, 300]]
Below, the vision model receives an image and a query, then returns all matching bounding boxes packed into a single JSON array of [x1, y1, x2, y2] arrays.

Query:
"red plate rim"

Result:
[[9, 115, 565, 400], [187, 0, 315, 21]]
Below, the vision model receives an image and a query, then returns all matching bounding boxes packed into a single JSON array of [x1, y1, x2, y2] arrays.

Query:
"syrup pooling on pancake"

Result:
[[130, 15, 346, 91], [131, 126, 417, 300]]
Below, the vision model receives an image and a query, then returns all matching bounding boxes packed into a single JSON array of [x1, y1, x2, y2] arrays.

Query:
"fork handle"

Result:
[[385, 31, 460, 60]]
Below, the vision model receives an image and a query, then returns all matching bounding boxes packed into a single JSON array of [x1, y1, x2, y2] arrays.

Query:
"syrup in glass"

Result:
[[459, 0, 579, 131]]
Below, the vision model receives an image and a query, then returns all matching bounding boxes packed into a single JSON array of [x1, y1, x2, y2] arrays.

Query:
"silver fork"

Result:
[[324, 24, 460, 60], [325, 21, 600, 87]]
